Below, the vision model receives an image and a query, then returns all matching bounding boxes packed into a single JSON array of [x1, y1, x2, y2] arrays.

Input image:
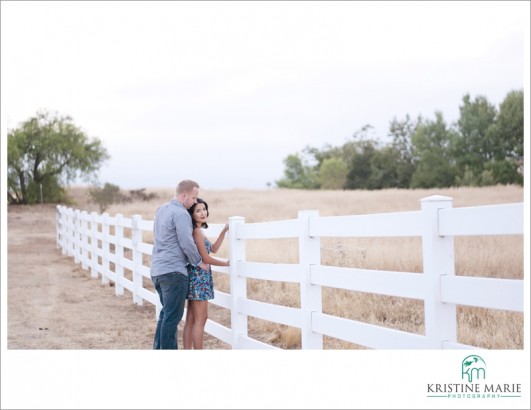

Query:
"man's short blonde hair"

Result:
[[176, 179, 200, 195]]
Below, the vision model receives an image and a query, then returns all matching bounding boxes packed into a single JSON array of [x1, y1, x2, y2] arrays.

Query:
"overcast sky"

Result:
[[2, 1, 529, 190]]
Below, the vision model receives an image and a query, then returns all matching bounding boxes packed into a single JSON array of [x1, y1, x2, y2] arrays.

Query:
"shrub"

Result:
[[88, 183, 126, 213]]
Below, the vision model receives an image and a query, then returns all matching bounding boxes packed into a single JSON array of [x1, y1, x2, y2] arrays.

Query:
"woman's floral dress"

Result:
[[186, 237, 214, 300]]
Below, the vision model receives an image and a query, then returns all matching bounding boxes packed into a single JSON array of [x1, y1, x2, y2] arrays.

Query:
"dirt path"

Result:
[[7, 204, 227, 349]]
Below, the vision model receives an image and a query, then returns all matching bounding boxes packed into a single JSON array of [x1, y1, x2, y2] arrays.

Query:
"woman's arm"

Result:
[[193, 228, 229, 267], [210, 223, 229, 253]]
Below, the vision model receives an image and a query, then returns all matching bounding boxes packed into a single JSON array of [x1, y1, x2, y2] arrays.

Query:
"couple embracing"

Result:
[[150, 179, 229, 350]]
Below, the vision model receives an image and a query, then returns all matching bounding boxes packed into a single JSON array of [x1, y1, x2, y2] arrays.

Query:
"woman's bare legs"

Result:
[[183, 301, 194, 349], [189, 300, 208, 349]]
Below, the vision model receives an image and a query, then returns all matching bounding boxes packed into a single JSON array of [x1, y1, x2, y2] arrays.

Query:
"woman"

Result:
[[183, 198, 229, 349]]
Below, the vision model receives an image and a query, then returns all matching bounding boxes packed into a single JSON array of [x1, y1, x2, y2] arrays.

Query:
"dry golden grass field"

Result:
[[8, 185, 524, 349]]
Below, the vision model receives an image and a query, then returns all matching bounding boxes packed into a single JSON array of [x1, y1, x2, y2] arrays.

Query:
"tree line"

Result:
[[275, 90, 524, 190], [6, 90, 524, 205]]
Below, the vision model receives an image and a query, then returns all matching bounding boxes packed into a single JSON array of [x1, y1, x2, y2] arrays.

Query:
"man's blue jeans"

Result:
[[152, 272, 189, 349]]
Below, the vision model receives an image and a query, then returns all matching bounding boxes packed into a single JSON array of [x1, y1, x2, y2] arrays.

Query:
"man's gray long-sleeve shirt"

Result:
[[150, 199, 202, 277]]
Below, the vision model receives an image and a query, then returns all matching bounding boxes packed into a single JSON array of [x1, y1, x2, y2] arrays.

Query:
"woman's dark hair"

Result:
[[188, 198, 209, 229]]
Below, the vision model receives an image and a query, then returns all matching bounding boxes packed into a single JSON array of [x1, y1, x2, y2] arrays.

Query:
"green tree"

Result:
[[494, 90, 524, 162], [7, 110, 109, 204], [388, 115, 418, 188], [411, 112, 457, 188], [317, 157, 348, 189], [454, 94, 497, 182], [344, 139, 378, 189], [368, 146, 402, 189], [339, 125, 381, 190], [453, 91, 523, 186], [275, 153, 318, 189], [486, 89, 524, 185]]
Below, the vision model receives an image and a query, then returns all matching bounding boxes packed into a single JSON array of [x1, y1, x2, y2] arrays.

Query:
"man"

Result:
[[150, 179, 209, 349]]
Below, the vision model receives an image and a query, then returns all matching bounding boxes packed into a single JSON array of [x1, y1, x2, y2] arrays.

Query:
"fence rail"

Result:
[[56, 195, 524, 349]]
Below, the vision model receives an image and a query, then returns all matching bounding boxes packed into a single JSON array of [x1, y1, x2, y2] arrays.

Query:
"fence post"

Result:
[[80, 211, 89, 270], [66, 207, 75, 257], [298, 210, 323, 349], [75, 209, 83, 264], [90, 212, 99, 278], [63, 208, 70, 255], [229, 216, 247, 349], [420, 195, 456, 348], [132, 215, 143, 305], [56, 205, 62, 250], [101, 213, 110, 285], [56, 205, 66, 252], [114, 213, 125, 296]]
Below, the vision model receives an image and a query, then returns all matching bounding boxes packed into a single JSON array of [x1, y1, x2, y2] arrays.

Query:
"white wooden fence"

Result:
[[56, 195, 524, 349]]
